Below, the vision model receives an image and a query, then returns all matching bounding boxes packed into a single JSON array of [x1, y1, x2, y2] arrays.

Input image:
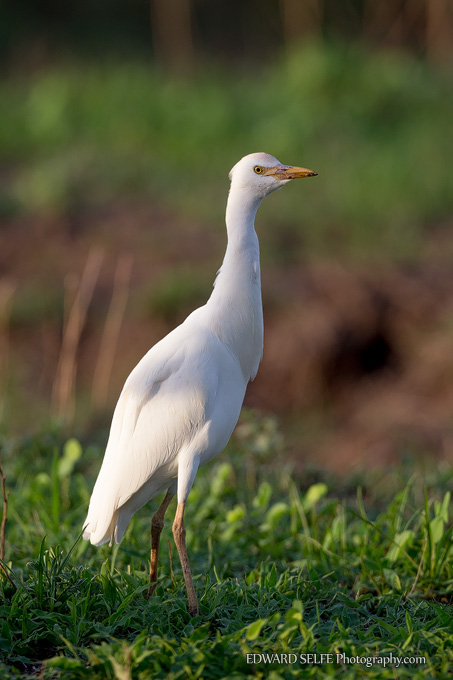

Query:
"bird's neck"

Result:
[[204, 187, 264, 382], [225, 187, 261, 250]]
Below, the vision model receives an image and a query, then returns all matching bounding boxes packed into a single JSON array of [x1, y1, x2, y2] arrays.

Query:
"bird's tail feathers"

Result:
[[83, 505, 133, 546], [82, 506, 119, 546]]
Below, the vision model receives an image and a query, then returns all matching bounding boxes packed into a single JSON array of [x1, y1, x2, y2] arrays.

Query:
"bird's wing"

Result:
[[84, 323, 221, 542]]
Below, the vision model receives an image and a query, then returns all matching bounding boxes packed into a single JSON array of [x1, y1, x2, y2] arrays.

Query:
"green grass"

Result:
[[0, 415, 452, 678], [1, 44, 452, 678], [1, 44, 452, 259]]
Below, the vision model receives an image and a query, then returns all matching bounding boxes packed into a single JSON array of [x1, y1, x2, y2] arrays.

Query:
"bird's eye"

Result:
[[254, 166, 263, 174]]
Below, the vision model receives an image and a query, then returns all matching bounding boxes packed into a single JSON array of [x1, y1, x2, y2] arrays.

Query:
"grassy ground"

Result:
[[1, 45, 452, 678], [0, 416, 452, 679]]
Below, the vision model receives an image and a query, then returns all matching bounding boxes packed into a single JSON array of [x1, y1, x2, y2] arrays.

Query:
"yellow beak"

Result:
[[265, 165, 318, 180]]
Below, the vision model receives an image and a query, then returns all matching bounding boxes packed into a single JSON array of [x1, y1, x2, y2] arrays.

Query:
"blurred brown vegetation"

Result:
[[2, 201, 453, 472]]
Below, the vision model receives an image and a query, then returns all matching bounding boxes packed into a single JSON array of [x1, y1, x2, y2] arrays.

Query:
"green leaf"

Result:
[[45, 656, 85, 670], [303, 483, 328, 511], [267, 563, 278, 588], [405, 611, 413, 635], [387, 529, 414, 563], [430, 516, 444, 545], [226, 505, 245, 523], [383, 568, 401, 591], [210, 462, 233, 497], [253, 481, 272, 510], [265, 502, 289, 528], [246, 618, 268, 641], [58, 438, 82, 479]]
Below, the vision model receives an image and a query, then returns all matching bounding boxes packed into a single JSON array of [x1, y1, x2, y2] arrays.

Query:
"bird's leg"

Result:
[[172, 501, 198, 617], [146, 490, 174, 599]]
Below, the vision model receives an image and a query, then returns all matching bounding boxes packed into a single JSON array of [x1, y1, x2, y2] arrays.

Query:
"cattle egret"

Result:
[[83, 152, 317, 615]]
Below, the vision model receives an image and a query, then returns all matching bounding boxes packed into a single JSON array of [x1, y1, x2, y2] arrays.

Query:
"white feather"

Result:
[[83, 152, 310, 547]]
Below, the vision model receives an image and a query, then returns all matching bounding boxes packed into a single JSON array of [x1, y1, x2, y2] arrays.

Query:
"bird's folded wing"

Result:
[[88, 344, 218, 515]]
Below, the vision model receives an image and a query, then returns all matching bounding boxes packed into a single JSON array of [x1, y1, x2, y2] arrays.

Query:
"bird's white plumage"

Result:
[[83, 153, 308, 547], [84, 316, 246, 544]]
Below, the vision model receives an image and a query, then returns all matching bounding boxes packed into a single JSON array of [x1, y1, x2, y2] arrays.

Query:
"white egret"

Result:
[[83, 152, 317, 616]]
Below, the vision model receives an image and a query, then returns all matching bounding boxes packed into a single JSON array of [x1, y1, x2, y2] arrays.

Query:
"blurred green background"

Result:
[[1, 0, 453, 471]]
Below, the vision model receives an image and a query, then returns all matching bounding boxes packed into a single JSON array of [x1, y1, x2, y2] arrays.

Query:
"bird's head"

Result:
[[229, 152, 317, 200]]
